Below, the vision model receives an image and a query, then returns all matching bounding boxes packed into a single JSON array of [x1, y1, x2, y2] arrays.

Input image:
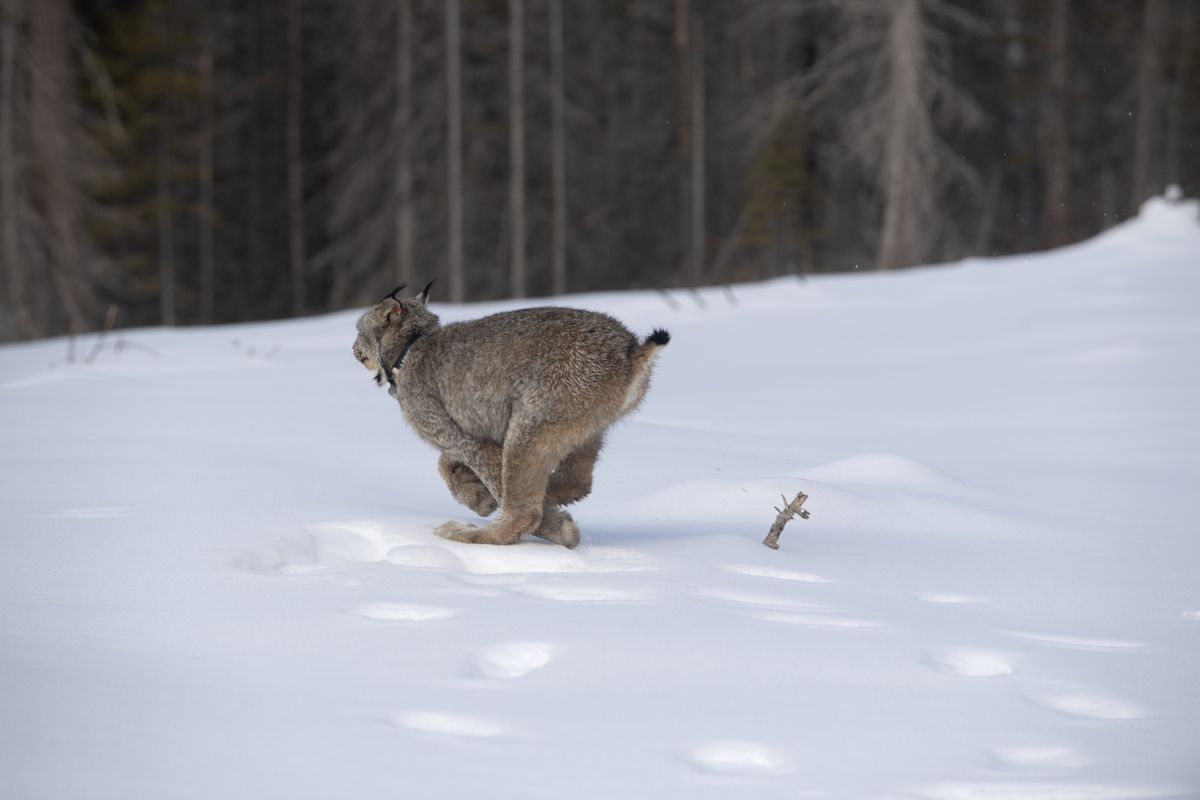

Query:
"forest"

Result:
[[0, 0, 1196, 341]]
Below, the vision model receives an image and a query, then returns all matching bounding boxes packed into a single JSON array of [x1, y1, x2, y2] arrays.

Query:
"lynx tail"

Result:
[[621, 328, 669, 414]]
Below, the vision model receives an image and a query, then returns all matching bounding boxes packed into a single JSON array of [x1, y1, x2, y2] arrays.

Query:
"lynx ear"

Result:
[[384, 283, 408, 302], [417, 279, 435, 306]]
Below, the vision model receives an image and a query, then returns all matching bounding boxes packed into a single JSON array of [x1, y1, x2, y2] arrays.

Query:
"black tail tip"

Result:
[[647, 328, 671, 346]]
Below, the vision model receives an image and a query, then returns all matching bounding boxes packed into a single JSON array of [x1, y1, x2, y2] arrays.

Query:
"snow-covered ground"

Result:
[[2, 198, 1198, 799]]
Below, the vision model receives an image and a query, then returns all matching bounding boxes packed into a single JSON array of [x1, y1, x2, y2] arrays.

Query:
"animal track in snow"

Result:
[[472, 642, 554, 679], [246, 521, 392, 574], [693, 586, 826, 610], [416, 541, 653, 576], [455, 572, 528, 588], [913, 781, 1181, 800], [1030, 691, 1147, 721], [1007, 631, 1146, 651], [385, 545, 464, 570], [512, 582, 655, 603], [987, 742, 1090, 770], [722, 564, 833, 584], [927, 647, 1014, 677], [347, 602, 457, 622], [40, 506, 133, 520], [754, 611, 881, 629], [250, 520, 654, 576], [801, 452, 967, 492], [392, 711, 506, 738], [683, 740, 791, 776], [916, 592, 984, 606]]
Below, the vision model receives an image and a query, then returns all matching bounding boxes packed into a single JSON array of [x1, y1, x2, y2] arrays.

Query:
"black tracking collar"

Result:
[[387, 333, 423, 386]]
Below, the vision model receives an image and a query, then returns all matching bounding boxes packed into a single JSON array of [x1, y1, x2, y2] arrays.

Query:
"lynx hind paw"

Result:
[[435, 520, 484, 543], [534, 510, 581, 549]]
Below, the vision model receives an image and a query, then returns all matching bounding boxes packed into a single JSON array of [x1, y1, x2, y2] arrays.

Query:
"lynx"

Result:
[[353, 281, 669, 548]]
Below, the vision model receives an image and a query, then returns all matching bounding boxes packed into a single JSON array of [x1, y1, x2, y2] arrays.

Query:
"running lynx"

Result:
[[353, 282, 669, 548]]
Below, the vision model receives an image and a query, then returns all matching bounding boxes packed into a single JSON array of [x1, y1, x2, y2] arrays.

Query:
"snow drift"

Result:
[[1, 197, 1198, 798]]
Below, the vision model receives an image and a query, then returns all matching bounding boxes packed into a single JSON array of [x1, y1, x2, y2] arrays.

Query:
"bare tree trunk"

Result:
[[690, 12, 706, 284], [30, 0, 87, 332], [156, 12, 176, 327], [548, 0, 567, 296], [395, 0, 414, 290], [0, 0, 28, 337], [1002, 3, 1037, 252], [508, 0, 526, 298], [1132, 0, 1164, 210], [1164, 2, 1196, 189], [199, 20, 216, 324], [156, 106, 175, 326], [156, 109, 176, 326], [876, 0, 929, 270], [286, 0, 305, 315], [243, 7, 265, 322], [675, 0, 691, 283], [1043, 0, 1070, 248], [445, 0, 464, 303]]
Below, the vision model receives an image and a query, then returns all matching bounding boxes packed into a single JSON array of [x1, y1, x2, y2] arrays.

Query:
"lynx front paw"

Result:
[[456, 482, 498, 517], [444, 462, 499, 517], [435, 519, 526, 546]]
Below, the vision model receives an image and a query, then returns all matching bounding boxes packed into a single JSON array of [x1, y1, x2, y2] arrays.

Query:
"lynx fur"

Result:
[[353, 282, 669, 548]]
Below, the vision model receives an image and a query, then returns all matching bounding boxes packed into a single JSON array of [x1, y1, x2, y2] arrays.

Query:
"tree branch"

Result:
[[763, 491, 810, 550]]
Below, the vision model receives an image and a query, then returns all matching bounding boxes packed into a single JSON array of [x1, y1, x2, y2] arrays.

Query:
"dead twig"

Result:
[[763, 491, 810, 550], [112, 339, 161, 359], [84, 304, 120, 364], [657, 289, 682, 311], [61, 304, 159, 365]]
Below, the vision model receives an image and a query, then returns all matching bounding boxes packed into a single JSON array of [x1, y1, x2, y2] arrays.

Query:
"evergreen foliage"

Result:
[[0, 0, 1197, 340]]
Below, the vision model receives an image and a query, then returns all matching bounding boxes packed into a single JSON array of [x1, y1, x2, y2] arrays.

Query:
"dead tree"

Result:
[[1043, 0, 1070, 247], [395, 0, 414, 292], [508, 0, 526, 298], [548, 0, 566, 295], [286, 0, 305, 315], [445, 0, 464, 302]]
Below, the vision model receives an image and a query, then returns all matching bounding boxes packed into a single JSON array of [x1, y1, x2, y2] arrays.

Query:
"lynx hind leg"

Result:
[[437, 422, 568, 546], [437, 453, 498, 517], [545, 435, 603, 507]]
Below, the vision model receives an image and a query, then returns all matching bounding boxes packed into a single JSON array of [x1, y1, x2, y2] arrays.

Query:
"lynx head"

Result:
[[353, 280, 439, 386]]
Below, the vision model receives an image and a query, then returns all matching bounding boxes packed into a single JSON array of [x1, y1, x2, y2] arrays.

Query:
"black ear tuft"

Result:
[[385, 283, 408, 302], [417, 279, 435, 305]]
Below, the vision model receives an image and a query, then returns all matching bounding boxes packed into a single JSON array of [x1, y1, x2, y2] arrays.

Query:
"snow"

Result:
[[1, 196, 1198, 799]]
